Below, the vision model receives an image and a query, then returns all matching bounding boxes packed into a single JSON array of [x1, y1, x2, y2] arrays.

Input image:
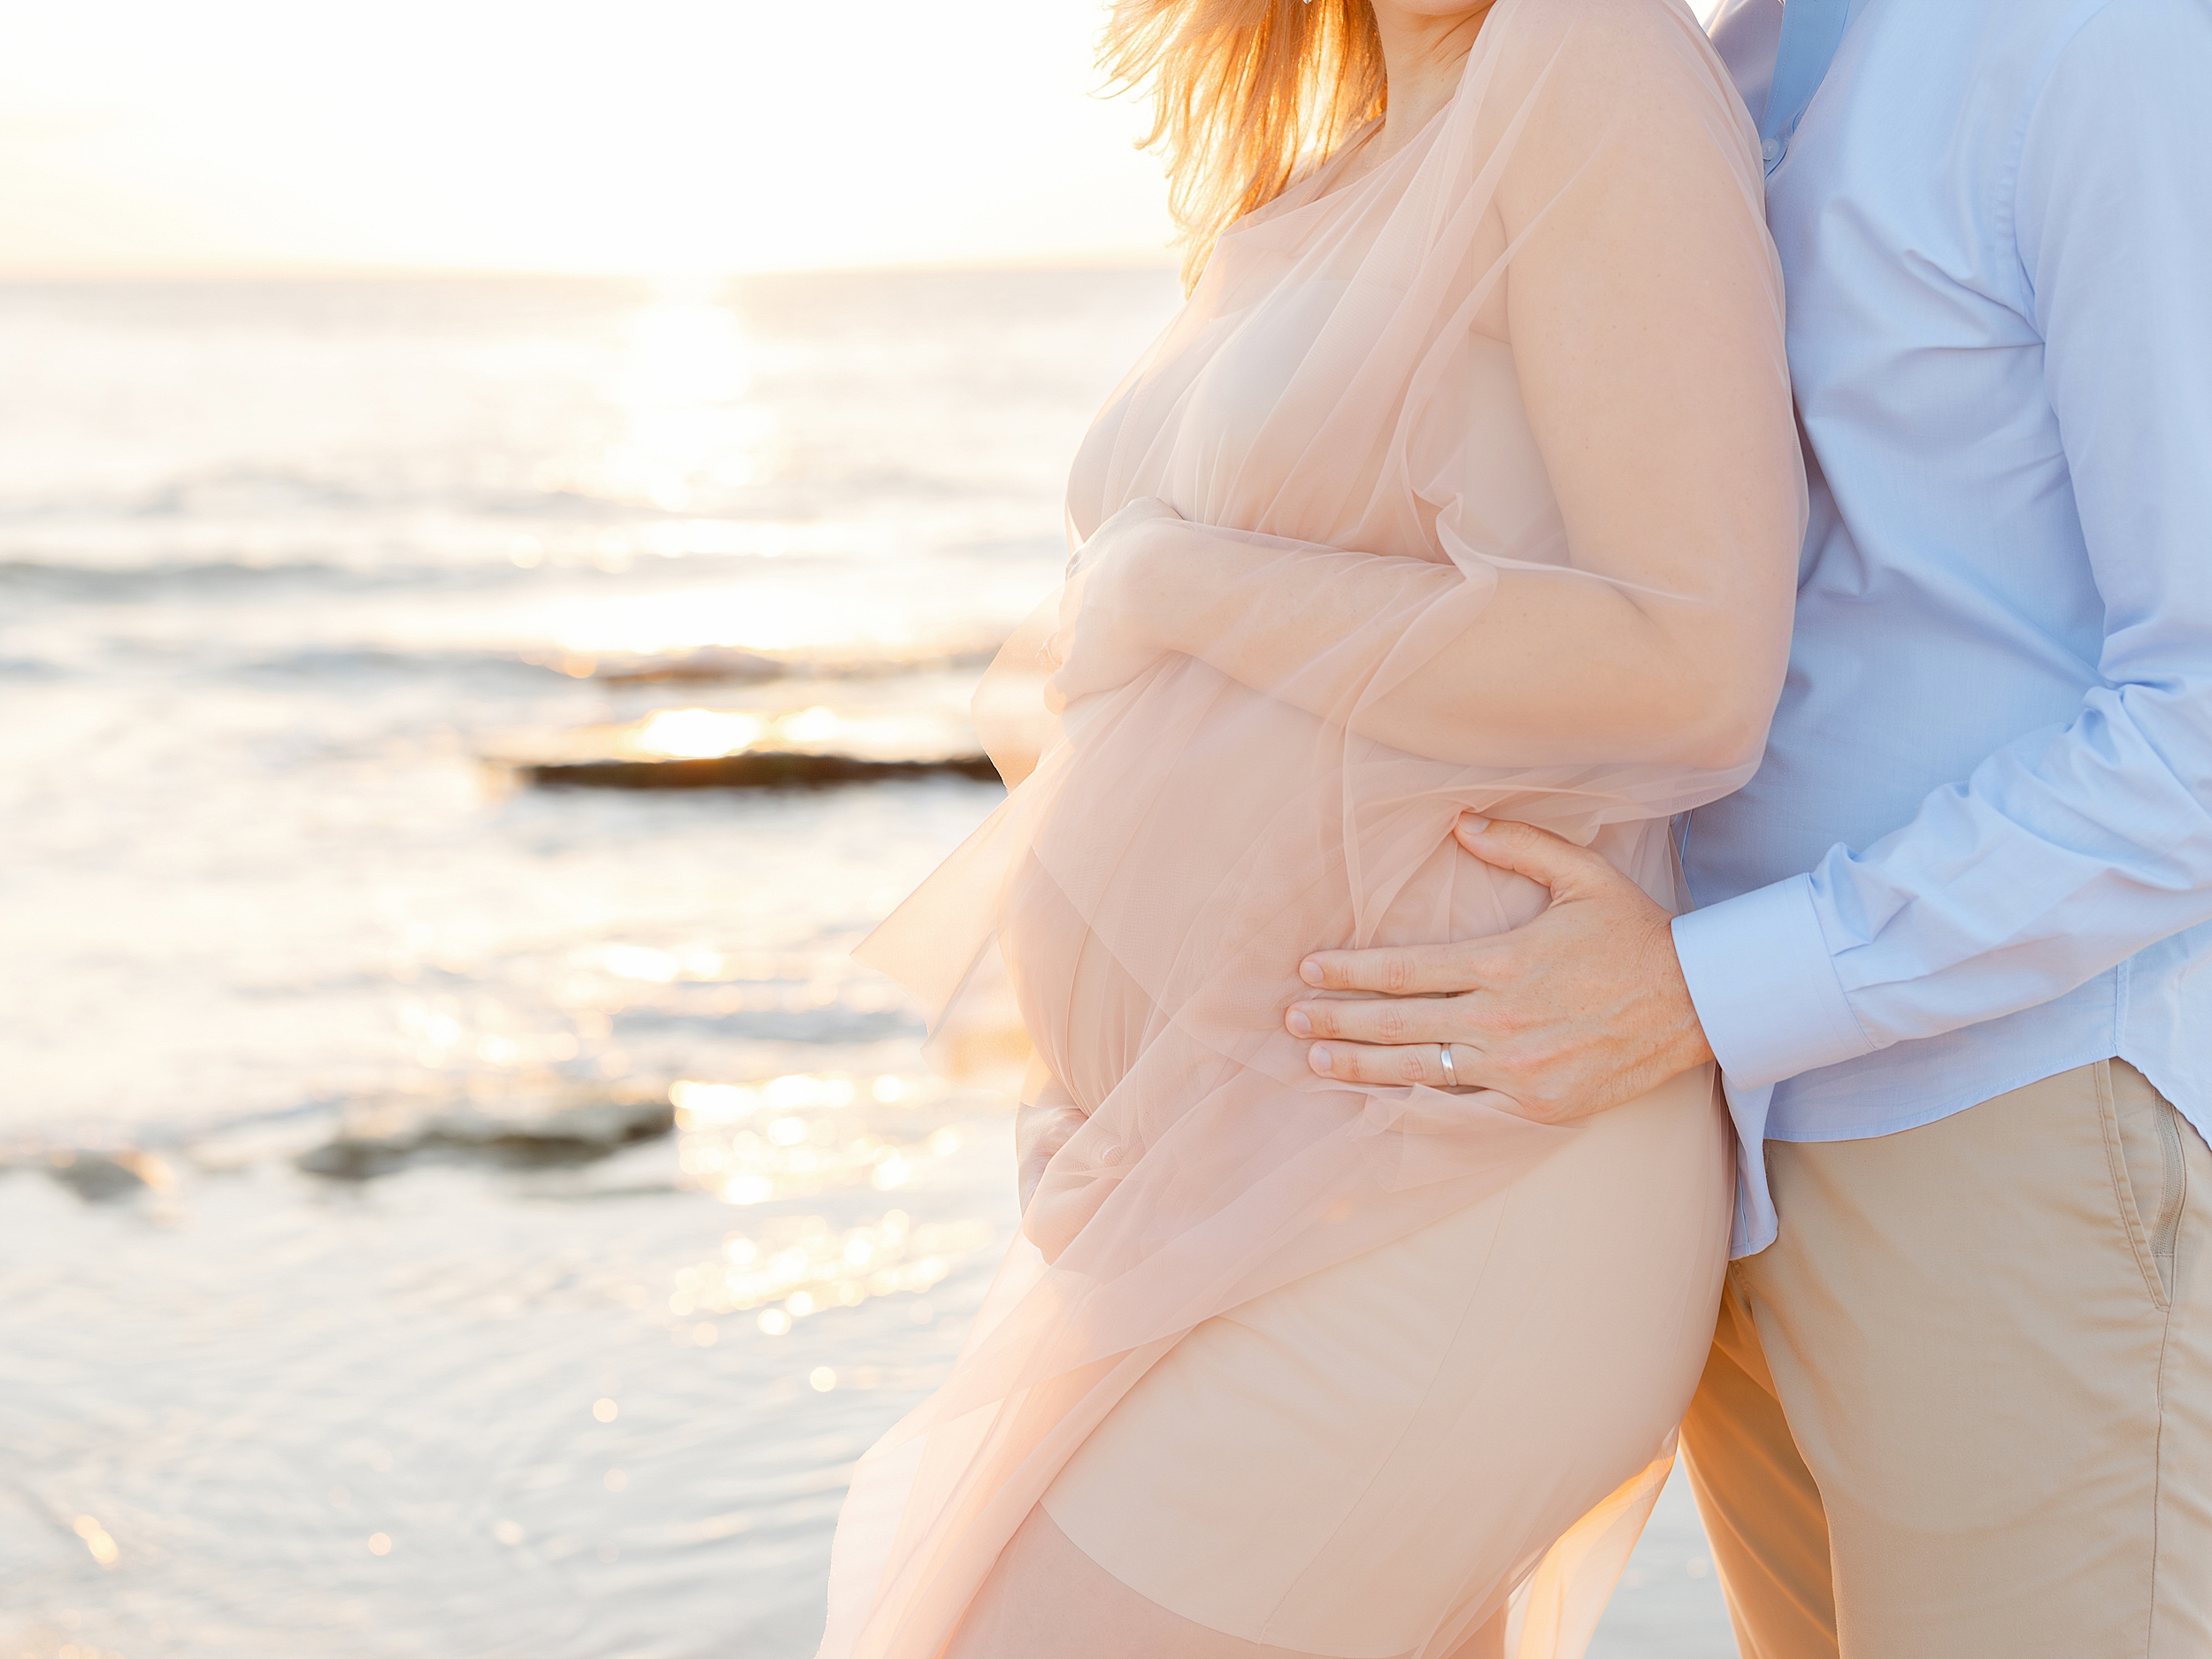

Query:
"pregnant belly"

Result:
[[998, 660, 1320, 1111], [992, 658, 1674, 1266], [1000, 659, 1551, 1121]]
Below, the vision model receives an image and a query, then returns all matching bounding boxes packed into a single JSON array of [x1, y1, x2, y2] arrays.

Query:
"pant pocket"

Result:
[[2147, 1098, 2186, 1301], [2108, 1059, 2185, 1307]]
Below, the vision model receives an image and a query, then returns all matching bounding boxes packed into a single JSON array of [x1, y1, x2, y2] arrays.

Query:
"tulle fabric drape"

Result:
[[818, 2, 1797, 1655]]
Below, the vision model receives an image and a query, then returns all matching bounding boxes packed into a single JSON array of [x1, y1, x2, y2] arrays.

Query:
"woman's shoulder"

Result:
[[1476, 0, 1755, 166], [1491, 0, 1717, 50], [1481, 0, 1740, 99]]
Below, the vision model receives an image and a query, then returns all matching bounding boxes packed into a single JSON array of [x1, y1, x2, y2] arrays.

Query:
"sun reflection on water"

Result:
[[671, 1072, 961, 1208], [577, 702, 978, 764], [73, 1515, 119, 1568], [596, 943, 728, 983], [532, 293, 766, 517], [666, 1208, 994, 1336], [626, 708, 765, 759], [779, 705, 839, 744], [549, 581, 928, 658]]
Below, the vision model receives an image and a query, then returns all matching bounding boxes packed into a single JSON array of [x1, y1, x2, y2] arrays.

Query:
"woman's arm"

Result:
[[1056, 7, 1803, 772]]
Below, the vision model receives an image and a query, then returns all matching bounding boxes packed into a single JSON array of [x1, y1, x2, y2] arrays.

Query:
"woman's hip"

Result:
[[1040, 1064, 1732, 1654]]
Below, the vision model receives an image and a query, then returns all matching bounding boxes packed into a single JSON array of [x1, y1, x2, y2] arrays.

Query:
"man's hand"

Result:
[[1285, 816, 1714, 1122]]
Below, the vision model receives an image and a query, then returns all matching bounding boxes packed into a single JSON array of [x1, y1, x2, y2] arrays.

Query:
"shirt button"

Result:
[[1761, 136, 1784, 164]]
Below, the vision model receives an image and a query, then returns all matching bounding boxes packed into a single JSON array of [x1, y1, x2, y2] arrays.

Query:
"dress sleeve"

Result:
[[1100, 0, 1804, 778], [1486, 0, 1801, 635]]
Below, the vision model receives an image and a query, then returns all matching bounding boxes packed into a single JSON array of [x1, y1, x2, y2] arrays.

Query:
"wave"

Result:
[[0, 465, 691, 527], [236, 644, 574, 684], [0, 535, 1046, 605], [228, 642, 978, 688], [0, 555, 461, 599], [0, 548, 787, 601], [0, 456, 1042, 539]]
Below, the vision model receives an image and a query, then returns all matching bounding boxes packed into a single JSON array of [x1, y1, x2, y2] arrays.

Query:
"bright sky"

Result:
[[0, 1, 1180, 277]]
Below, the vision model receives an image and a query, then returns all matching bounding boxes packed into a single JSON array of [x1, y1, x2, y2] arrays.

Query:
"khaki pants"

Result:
[[1678, 1060, 2212, 1657]]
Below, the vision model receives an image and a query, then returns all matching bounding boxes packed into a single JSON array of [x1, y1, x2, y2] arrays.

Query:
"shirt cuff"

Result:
[[1672, 873, 1873, 1089]]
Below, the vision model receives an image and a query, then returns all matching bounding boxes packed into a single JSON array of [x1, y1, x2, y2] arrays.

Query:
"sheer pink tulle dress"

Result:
[[818, 2, 1804, 1655]]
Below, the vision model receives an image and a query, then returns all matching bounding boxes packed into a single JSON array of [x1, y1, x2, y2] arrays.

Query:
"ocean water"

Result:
[[0, 273, 1733, 1656]]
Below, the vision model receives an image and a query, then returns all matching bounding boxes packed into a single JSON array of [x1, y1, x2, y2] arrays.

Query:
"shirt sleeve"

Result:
[[1676, 0, 2212, 1092]]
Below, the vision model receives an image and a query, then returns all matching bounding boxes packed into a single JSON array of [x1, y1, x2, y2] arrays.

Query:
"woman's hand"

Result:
[[1015, 1098, 1087, 1216], [1048, 497, 1185, 705]]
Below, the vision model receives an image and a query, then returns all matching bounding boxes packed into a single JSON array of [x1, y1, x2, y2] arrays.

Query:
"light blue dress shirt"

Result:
[[1678, 0, 2212, 1256]]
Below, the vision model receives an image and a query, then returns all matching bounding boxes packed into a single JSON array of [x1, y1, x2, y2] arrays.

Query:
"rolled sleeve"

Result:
[[1673, 874, 1874, 1088]]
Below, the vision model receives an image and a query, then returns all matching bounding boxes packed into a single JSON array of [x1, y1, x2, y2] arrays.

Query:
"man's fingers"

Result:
[[1303, 1038, 1577, 1120], [1304, 1037, 1523, 1096], [1298, 822, 1616, 991], [1306, 1038, 1455, 1088], [1453, 816, 1609, 895], [1287, 994, 1472, 1044], [1298, 940, 1488, 995]]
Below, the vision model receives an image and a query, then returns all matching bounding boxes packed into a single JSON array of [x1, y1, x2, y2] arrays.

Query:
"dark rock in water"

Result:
[[522, 751, 1001, 790], [297, 1092, 676, 1180], [295, 1140, 410, 1180], [43, 1148, 176, 1202], [490, 695, 1003, 792]]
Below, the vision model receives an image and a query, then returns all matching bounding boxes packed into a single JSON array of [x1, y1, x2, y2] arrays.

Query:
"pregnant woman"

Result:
[[820, 0, 1802, 1655]]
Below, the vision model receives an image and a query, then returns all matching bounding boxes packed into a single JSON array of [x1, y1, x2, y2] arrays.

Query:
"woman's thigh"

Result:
[[1029, 1066, 1732, 1657]]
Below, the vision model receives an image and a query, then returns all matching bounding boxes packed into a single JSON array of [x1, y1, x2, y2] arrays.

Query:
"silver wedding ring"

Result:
[[1438, 1043, 1457, 1087]]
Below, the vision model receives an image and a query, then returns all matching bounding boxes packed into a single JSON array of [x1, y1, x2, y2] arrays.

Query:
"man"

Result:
[[1282, 0, 2212, 1652]]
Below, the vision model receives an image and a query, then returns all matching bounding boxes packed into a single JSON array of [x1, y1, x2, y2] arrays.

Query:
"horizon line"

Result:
[[0, 249, 1183, 285]]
